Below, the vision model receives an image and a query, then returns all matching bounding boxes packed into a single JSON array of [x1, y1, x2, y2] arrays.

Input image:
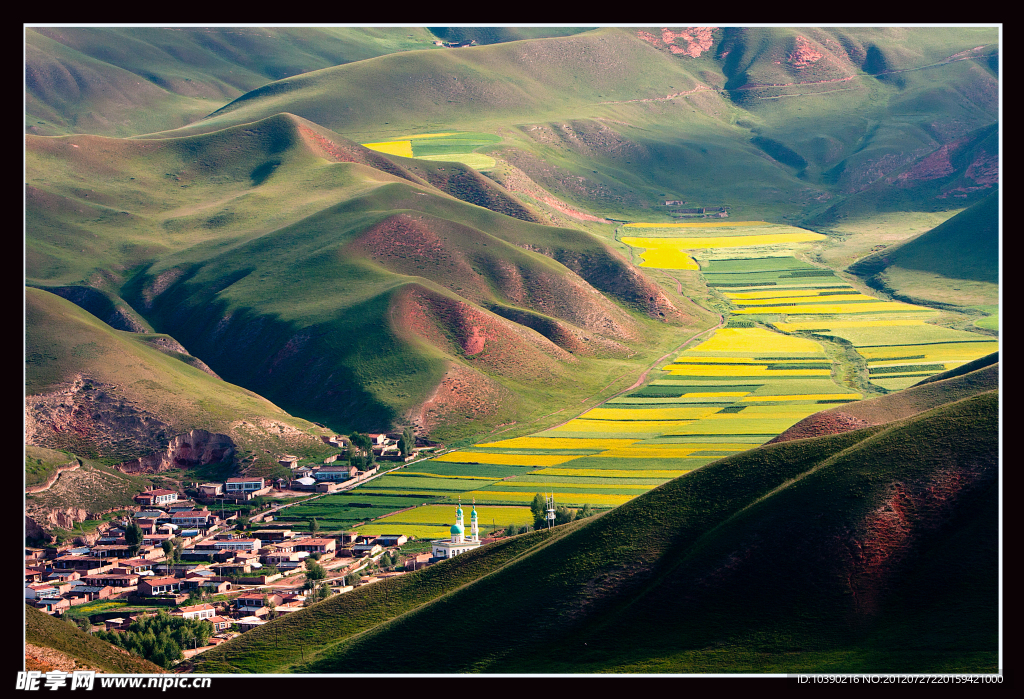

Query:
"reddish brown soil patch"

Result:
[[768, 411, 871, 444], [659, 27, 717, 58], [405, 362, 514, 435], [788, 36, 824, 68], [296, 123, 421, 184]]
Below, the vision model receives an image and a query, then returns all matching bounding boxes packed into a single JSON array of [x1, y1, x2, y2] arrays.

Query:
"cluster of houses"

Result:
[[26, 503, 414, 632]]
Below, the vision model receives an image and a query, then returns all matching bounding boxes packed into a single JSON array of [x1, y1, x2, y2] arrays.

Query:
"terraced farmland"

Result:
[[326, 222, 995, 538]]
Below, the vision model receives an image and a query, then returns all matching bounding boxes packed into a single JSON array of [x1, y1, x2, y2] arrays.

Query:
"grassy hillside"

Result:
[[25, 286, 333, 468], [191, 385, 996, 674], [26, 605, 166, 674], [132, 27, 996, 223], [847, 190, 999, 310], [26, 27, 443, 137]]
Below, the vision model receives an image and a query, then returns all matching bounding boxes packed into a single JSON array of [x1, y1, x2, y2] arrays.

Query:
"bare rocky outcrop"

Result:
[[25, 376, 172, 461], [115, 429, 235, 474]]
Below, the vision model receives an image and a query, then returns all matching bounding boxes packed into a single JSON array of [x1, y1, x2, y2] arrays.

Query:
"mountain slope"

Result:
[[26, 27, 443, 137], [25, 286, 333, 471]]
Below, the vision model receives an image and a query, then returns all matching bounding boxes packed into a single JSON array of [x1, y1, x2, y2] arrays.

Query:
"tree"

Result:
[[125, 520, 143, 556], [578, 503, 594, 519], [530, 493, 547, 530], [161, 539, 174, 559], [554, 506, 576, 526], [304, 560, 326, 590], [310, 517, 320, 536], [398, 426, 415, 458]]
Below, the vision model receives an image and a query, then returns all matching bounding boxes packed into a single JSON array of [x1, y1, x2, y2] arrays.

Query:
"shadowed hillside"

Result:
[[25, 286, 333, 471], [191, 385, 997, 674]]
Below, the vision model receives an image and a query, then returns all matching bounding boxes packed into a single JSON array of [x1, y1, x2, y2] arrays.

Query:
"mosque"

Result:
[[431, 501, 482, 559]]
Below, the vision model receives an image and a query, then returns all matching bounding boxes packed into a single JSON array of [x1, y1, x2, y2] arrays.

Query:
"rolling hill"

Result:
[[189, 374, 997, 674], [848, 190, 999, 309], [27, 112, 714, 441]]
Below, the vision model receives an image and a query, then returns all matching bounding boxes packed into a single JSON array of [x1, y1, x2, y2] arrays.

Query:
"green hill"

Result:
[[191, 384, 996, 674], [26, 27, 443, 137], [27, 112, 713, 441], [134, 27, 996, 222], [847, 190, 998, 309], [26, 605, 166, 674]]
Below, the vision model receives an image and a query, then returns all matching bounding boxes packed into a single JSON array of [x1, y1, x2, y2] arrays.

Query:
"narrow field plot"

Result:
[[531, 468, 691, 479], [623, 221, 773, 229], [666, 417, 804, 435], [506, 474, 669, 486], [859, 342, 999, 362], [393, 132, 459, 140], [370, 504, 534, 527], [361, 140, 414, 157], [645, 434, 769, 444], [730, 293, 881, 305], [689, 328, 825, 354], [580, 406, 721, 420], [431, 452, 581, 467], [773, 322, 973, 347], [739, 393, 861, 402], [402, 463, 530, 479], [354, 524, 455, 539], [387, 471, 498, 481], [368, 474, 495, 491], [623, 232, 825, 250], [594, 446, 703, 458], [474, 437, 639, 450], [732, 301, 925, 315], [724, 287, 856, 299], [663, 365, 830, 377], [544, 421, 696, 431], [567, 456, 722, 470], [459, 490, 638, 507], [417, 153, 496, 170], [606, 395, 744, 405]]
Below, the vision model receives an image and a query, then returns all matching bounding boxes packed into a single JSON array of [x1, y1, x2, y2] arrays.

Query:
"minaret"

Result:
[[452, 501, 465, 544], [470, 500, 479, 543]]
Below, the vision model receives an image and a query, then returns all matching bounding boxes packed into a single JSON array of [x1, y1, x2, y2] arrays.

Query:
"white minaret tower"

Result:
[[470, 500, 479, 542], [545, 494, 556, 529]]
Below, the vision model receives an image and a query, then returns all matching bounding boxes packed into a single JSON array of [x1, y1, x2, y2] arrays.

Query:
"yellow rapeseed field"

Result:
[[548, 420, 697, 433], [531, 468, 690, 478], [663, 365, 831, 377], [739, 394, 861, 401], [431, 452, 581, 467], [730, 293, 879, 305], [475, 437, 639, 449], [361, 140, 414, 157], [688, 328, 825, 353], [460, 490, 637, 506], [581, 406, 721, 421], [631, 245, 700, 269]]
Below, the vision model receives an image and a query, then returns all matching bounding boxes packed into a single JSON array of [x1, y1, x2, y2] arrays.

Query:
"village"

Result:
[[24, 431, 494, 660]]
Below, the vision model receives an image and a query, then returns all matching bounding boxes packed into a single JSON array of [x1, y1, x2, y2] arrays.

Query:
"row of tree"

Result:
[[93, 610, 212, 669]]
